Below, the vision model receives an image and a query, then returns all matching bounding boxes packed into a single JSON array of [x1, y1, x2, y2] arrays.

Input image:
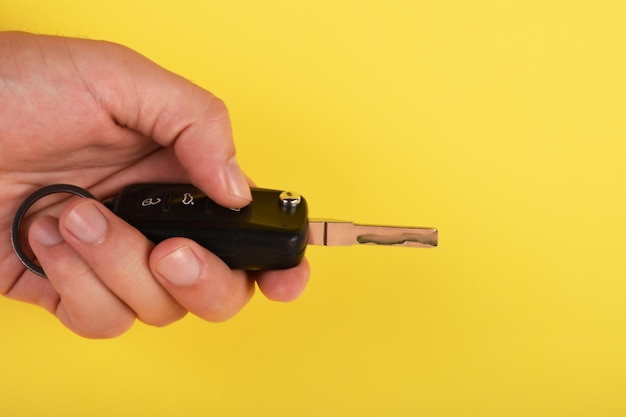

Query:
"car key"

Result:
[[107, 183, 438, 270], [107, 183, 310, 270], [12, 183, 438, 277]]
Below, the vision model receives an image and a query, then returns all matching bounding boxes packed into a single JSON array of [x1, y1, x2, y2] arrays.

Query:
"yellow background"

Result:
[[2, 1, 626, 415]]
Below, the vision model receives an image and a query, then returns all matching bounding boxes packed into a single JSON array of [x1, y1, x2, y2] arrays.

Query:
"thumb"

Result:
[[71, 36, 252, 207]]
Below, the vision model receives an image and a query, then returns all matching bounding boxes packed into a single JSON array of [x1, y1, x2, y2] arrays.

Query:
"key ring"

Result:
[[11, 184, 96, 278]]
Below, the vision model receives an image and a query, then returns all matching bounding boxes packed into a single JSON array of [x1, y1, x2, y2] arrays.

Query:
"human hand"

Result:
[[0, 32, 309, 338]]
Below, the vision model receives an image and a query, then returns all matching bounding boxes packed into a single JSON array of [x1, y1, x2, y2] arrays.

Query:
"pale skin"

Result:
[[0, 32, 310, 338]]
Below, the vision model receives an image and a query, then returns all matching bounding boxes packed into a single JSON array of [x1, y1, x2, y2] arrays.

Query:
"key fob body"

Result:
[[110, 184, 309, 270]]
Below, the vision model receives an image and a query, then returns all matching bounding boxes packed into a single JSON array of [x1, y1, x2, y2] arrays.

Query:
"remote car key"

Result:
[[108, 183, 438, 270], [12, 183, 438, 277], [108, 184, 310, 270]]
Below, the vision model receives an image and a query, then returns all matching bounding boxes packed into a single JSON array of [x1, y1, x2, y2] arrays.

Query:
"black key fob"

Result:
[[109, 184, 309, 270]]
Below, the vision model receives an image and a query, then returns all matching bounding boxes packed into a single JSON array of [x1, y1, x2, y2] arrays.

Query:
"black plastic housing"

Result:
[[111, 184, 308, 270]]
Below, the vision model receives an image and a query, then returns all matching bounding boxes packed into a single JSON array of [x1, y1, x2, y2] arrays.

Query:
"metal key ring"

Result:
[[11, 184, 96, 278]]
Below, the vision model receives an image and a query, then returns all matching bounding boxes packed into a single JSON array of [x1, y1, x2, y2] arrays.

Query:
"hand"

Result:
[[0, 32, 309, 338]]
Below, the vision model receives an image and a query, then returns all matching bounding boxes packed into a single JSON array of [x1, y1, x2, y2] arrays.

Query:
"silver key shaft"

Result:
[[308, 219, 438, 248]]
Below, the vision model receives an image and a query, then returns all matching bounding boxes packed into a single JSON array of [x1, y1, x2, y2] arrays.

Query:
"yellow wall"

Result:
[[2, 1, 626, 415]]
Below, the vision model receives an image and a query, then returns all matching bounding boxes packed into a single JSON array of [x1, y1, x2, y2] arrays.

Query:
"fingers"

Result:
[[28, 196, 309, 337], [28, 197, 263, 336], [57, 198, 187, 327], [28, 197, 189, 338]]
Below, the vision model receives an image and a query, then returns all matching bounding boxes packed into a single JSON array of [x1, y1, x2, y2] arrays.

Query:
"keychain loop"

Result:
[[11, 184, 96, 278]]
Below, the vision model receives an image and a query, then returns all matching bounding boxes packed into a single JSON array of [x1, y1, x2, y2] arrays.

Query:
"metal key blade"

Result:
[[308, 219, 438, 248]]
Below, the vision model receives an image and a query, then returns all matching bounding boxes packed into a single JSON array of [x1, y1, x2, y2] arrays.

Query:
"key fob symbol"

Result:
[[182, 192, 194, 205], [141, 197, 162, 206]]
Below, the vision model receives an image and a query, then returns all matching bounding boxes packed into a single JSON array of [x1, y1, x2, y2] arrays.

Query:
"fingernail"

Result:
[[32, 219, 64, 246], [157, 246, 201, 286], [225, 157, 252, 202], [64, 202, 108, 244]]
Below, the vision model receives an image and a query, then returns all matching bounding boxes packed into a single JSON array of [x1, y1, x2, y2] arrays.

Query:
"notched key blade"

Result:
[[356, 231, 438, 248], [308, 219, 438, 248]]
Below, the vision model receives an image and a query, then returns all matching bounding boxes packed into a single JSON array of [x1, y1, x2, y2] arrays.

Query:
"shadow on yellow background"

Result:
[[2, 1, 626, 416]]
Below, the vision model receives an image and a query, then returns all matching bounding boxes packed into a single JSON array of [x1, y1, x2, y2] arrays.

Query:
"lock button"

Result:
[[135, 192, 168, 217]]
